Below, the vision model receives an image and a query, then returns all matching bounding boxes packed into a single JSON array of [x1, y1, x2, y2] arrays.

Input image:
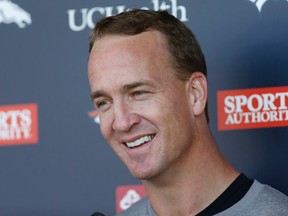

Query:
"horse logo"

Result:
[[0, 0, 31, 28]]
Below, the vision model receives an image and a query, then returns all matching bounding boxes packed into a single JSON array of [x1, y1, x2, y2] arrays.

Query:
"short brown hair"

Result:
[[89, 9, 209, 122]]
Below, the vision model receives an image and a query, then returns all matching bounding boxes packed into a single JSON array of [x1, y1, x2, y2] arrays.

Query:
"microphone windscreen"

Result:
[[91, 212, 106, 216]]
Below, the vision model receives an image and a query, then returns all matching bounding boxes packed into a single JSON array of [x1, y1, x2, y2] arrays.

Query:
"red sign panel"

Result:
[[116, 185, 146, 214], [218, 86, 288, 130], [0, 103, 38, 146]]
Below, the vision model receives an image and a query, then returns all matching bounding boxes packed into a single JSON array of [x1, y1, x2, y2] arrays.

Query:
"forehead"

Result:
[[93, 30, 167, 52], [88, 30, 177, 92], [89, 31, 170, 69]]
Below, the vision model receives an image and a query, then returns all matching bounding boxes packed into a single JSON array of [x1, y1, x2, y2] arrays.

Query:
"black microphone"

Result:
[[91, 212, 106, 216]]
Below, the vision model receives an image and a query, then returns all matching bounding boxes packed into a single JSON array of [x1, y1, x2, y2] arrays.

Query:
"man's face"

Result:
[[88, 31, 197, 180]]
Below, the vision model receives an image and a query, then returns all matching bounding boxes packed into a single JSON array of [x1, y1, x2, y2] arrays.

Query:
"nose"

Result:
[[112, 101, 140, 132]]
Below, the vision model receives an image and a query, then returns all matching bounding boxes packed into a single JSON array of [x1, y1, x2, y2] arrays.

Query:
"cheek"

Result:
[[99, 114, 112, 140], [159, 97, 192, 137]]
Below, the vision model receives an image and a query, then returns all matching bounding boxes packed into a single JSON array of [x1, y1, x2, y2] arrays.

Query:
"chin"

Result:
[[130, 171, 151, 180], [129, 168, 160, 180]]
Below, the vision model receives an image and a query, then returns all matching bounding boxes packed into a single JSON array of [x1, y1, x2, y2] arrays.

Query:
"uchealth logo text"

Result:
[[116, 185, 146, 214], [218, 86, 288, 130], [0, 103, 38, 146], [67, 0, 188, 32]]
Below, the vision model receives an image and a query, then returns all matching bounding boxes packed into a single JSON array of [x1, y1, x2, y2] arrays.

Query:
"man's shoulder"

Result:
[[254, 181, 288, 209], [218, 180, 288, 216], [116, 197, 150, 216]]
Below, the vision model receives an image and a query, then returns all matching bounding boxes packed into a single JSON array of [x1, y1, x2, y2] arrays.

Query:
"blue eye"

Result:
[[133, 91, 146, 96], [97, 101, 107, 108], [96, 100, 111, 111], [130, 90, 151, 100]]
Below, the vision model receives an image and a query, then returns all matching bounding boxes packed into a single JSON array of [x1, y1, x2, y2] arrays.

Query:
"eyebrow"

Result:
[[90, 80, 155, 101], [90, 90, 108, 101], [122, 80, 155, 91]]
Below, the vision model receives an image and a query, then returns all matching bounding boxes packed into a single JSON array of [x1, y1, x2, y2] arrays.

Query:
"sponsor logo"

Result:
[[0, 0, 31, 28], [88, 109, 100, 124], [249, 0, 288, 12], [67, 0, 188, 32], [218, 86, 288, 130], [0, 103, 38, 146], [116, 185, 146, 214]]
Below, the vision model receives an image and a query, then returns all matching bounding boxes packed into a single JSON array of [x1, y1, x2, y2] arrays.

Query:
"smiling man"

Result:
[[88, 9, 288, 216]]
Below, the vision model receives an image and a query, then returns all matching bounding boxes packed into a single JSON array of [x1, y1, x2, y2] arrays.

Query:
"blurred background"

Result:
[[0, 0, 287, 215]]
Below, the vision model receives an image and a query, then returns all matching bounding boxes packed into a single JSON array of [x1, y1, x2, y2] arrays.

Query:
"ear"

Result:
[[187, 72, 208, 116]]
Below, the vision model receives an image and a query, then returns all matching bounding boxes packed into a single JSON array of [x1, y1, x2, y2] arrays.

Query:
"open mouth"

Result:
[[125, 134, 155, 148]]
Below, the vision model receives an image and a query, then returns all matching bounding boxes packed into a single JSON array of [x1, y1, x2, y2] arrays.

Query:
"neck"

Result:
[[142, 129, 239, 216]]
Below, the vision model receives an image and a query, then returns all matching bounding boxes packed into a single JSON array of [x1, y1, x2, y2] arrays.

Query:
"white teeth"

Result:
[[126, 135, 154, 148]]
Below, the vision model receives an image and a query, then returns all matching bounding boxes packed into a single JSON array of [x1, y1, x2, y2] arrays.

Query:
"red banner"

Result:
[[218, 86, 288, 130], [0, 103, 38, 146], [116, 185, 146, 213]]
